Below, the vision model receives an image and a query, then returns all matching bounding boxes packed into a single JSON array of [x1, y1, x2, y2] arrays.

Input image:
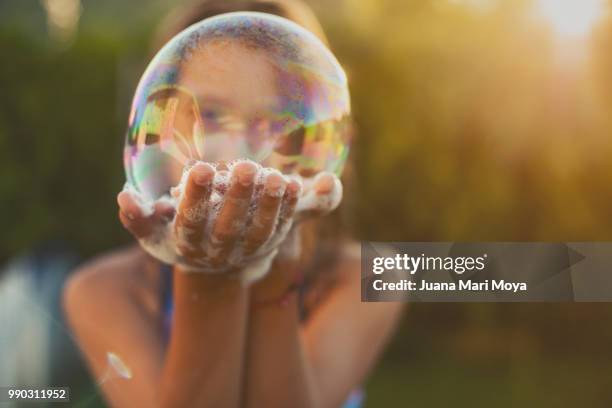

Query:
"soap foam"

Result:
[[124, 159, 341, 281], [295, 172, 343, 214]]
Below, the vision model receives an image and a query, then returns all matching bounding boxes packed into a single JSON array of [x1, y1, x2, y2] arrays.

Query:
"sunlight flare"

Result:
[[536, 0, 605, 37]]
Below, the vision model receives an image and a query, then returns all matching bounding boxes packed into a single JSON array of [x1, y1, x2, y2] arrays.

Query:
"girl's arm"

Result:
[[63, 248, 167, 407], [245, 263, 317, 408], [244, 245, 405, 408], [65, 163, 258, 408], [158, 160, 256, 408], [159, 272, 247, 408], [64, 252, 248, 408], [65, 162, 303, 407]]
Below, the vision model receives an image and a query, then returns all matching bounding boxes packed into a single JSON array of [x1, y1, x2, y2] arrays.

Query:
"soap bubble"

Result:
[[124, 12, 351, 201]]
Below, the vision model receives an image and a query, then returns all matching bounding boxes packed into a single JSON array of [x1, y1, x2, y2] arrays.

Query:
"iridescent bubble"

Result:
[[124, 12, 351, 201], [97, 352, 132, 385], [106, 352, 132, 380]]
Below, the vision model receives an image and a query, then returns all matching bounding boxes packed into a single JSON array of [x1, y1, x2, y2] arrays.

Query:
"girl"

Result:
[[64, 1, 405, 407]]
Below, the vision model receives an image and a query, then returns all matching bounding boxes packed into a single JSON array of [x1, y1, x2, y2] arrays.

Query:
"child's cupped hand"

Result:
[[116, 160, 342, 280]]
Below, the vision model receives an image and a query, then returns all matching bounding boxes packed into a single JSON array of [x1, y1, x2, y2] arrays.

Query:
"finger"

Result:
[[209, 161, 258, 266], [275, 178, 301, 233], [296, 172, 342, 218], [174, 162, 215, 257], [117, 190, 155, 239], [315, 173, 335, 195], [243, 171, 286, 256], [152, 200, 176, 223]]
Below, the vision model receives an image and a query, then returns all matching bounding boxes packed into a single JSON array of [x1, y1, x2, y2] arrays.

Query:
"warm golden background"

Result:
[[2, 0, 612, 406]]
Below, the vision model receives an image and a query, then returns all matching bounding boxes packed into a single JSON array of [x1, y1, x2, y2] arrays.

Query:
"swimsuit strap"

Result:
[[160, 264, 173, 341]]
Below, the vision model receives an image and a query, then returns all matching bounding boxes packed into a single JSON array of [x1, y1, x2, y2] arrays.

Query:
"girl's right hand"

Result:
[[116, 161, 341, 279]]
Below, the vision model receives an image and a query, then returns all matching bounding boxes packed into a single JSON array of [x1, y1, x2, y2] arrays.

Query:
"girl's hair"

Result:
[[154, 0, 352, 287], [152, 0, 329, 52]]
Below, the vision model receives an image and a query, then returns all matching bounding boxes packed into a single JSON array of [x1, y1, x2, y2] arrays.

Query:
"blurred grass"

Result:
[[365, 302, 612, 407], [366, 355, 612, 407]]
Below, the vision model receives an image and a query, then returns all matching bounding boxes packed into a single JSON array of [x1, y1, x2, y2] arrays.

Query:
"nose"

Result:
[[246, 117, 271, 151]]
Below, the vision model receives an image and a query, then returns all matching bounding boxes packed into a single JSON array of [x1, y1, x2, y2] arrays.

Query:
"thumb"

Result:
[[295, 172, 343, 218]]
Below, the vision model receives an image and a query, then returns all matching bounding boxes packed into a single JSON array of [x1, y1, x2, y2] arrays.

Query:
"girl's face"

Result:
[[133, 33, 348, 199], [177, 39, 282, 166], [135, 38, 302, 197]]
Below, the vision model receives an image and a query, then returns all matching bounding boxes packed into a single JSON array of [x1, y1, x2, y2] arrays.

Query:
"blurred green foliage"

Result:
[[3, 0, 612, 406], [0, 30, 132, 259], [329, 0, 612, 242], [4, 0, 612, 259]]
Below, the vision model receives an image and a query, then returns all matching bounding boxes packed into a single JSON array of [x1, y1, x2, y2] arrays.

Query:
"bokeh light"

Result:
[[536, 0, 605, 37]]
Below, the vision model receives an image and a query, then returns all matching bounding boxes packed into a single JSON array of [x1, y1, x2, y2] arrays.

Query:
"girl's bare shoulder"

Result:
[[340, 240, 361, 261], [63, 245, 164, 318]]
